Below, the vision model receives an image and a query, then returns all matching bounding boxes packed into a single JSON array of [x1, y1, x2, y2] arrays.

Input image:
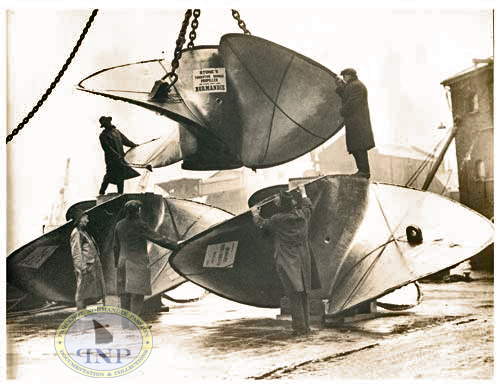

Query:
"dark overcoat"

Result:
[[254, 197, 321, 293], [70, 227, 106, 302], [99, 127, 140, 184], [114, 217, 154, 296], [336, 77, 375, 153]]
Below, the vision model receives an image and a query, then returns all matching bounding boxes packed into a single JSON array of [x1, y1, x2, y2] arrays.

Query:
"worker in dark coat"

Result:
[[252, 185, 321, 336], [98, 116, 140, 195], [114, 200, 179, 323], [70, 209, 106, 311], [335, 68, 375, 178]]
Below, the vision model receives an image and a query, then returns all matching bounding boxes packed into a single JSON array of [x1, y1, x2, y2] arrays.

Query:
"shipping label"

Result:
[[203, 241, 238, 268], [193, 68, 227, 93]]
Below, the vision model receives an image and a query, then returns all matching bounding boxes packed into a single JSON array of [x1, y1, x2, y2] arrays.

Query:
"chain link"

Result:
[[162, 9, 192, 86], [187, 9, 201, 49], [6, 9, 99, 144], [231, 9, 251, 35]]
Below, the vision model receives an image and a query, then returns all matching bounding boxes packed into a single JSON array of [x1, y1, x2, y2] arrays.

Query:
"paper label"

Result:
[[19, 245, 59, 269], [193, 68, 227, 93], [203, 241, 238, 268]]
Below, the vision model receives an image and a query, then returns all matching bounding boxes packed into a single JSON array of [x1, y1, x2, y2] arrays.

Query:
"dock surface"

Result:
[[6, 273, 494, 382]]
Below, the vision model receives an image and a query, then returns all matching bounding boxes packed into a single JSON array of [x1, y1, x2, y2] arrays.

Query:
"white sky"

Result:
[[2, 4, 494, 254]]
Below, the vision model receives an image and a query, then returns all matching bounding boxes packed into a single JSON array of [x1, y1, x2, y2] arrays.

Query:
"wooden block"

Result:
[[342, 312, 379, 323], [143, 294, 163, 312], [322, 316, 344, 327], [104, 295, 120, 307], [310, 298, 326, 315], [280, 296, 326, 316], [355, 301, 377, 314]]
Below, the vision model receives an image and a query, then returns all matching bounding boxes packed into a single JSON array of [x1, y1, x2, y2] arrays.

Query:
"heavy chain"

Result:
[[231, 9, 251, 35], [162, 9, 192, 87], [6, 9, 99, 144], [187, 9, 201, 49]]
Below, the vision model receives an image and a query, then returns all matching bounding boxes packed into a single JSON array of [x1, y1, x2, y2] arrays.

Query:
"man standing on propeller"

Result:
[[98, 115, 142, 195]]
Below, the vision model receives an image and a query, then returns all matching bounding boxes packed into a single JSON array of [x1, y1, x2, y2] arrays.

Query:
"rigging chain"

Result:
[[231, 9, 251, 35], [161, 9, 193, 88], [6, 9, 99, 144], [187, 9, 201, 49]]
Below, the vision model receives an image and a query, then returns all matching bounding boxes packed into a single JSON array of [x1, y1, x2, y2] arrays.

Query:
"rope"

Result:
[[7, 301, 62, 318], [6, 9, 99, 143], [405, 127, 451, 187], [440, 170, 454, 195], [377, 281, 423, 311], [162, 289, 210, 304]]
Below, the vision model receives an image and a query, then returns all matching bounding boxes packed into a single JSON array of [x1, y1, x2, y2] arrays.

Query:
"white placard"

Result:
[[193, 68, 227, 93], [203, 241, 238, 268]]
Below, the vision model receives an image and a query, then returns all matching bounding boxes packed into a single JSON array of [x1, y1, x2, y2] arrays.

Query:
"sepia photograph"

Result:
[[2, 1, 496, 385]]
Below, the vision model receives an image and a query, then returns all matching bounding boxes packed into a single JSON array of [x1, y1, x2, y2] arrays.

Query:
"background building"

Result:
[[441, 58, 494, 270], [156, 155, 315, 215], [441, 58, 494, 220], [312, 133, 459, 198]]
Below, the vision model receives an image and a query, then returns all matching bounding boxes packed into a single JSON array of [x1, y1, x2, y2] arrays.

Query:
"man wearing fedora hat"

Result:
[[335, 68, 375, 179], [251, 185, 321, 336], [70, 208, 106, 310], [98, 116, 140, 195]]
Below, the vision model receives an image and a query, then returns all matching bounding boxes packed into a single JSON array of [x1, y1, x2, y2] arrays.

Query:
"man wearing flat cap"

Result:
[[98, 116, 140, 195], [70, 209, 106, 310], [251, 185, 321, 336], [335, 68, 375, 178]]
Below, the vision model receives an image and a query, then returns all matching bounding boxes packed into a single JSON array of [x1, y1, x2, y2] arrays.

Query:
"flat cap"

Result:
[[124, 200, 143, 209], [340, 68, 357, 77]]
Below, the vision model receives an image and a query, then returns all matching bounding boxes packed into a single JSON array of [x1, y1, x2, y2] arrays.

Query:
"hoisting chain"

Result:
[[161, 9, 193, 89], [187, 9, 201, 49], [6, 9, 99, 144], [231, 9, 251, 35]]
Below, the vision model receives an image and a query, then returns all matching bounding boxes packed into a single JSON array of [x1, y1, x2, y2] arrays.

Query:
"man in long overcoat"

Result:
[[252, 185, 321, 336], [335, 68, 375, 178], [70, 209, 106, 310], [98, 116, 140, 195], [114, 200, 179, 322]]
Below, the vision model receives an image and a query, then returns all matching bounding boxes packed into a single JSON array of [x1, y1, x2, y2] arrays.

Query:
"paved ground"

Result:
[[5, 271, 495, 384]]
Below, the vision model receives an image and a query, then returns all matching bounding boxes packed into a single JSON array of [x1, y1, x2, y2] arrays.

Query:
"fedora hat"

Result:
[[72, 208, 88, 224], [99, 116, 113, 127]]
